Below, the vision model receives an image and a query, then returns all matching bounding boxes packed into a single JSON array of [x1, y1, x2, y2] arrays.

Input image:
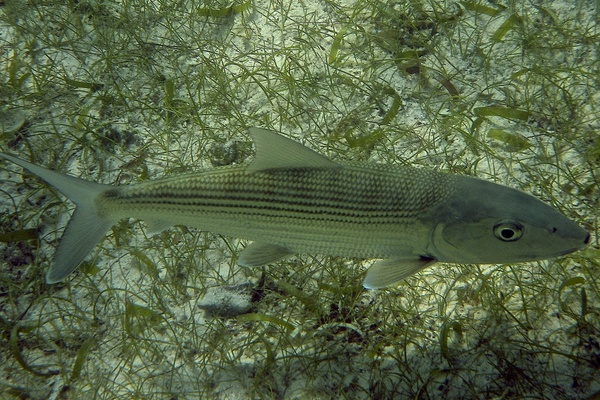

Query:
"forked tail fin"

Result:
[[0, 153, 115, 283]]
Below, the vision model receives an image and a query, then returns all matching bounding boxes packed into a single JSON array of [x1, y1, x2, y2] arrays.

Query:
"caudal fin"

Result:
[[0, 153, 115, 283]]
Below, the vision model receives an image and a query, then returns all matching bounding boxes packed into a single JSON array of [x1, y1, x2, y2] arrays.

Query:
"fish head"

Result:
[[425, 176, 589, 264]]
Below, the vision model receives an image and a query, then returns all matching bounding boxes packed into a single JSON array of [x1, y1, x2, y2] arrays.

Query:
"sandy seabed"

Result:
[[0, 0, 599, 398]]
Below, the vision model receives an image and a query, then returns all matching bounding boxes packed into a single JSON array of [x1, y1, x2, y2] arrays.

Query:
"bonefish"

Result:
[[0, 128, 589, 288]]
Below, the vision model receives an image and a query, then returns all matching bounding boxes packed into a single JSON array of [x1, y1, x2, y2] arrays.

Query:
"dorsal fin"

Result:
[[247, 128, 339, 173]]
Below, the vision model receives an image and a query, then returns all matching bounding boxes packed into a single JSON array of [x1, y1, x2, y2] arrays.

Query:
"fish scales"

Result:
[[99, 164, 455, 258], [0, 128, 588, 286]]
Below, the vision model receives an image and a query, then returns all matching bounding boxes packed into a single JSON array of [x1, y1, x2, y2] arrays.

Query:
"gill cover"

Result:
[[426, 176, 588, 264]]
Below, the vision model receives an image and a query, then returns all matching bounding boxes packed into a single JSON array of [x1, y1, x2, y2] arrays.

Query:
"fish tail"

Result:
[[0, 153, 115, 283]]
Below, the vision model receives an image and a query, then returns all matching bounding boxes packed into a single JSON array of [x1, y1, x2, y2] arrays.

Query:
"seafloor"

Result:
[[0, 0, 598, 399]]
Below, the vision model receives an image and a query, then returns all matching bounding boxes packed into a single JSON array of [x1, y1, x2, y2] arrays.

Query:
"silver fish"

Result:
[[0, 128, 589, 288]]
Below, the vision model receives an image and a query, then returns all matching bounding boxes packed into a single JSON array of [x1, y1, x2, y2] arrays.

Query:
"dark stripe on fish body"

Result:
[[100, 165, 454, 226]]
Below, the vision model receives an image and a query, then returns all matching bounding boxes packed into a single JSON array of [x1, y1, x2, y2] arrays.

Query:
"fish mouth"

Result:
[[557, 248, 579, 257], [558, 232, 590, 256], [556, 236, 589, 257]]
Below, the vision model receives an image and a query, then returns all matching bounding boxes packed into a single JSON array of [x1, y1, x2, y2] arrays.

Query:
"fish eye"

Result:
[[493, 221, 524, 242]]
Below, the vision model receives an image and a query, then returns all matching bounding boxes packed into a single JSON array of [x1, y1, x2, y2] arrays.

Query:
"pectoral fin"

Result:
[[238, 242, 293, 267], [363, 256, 436, 289]]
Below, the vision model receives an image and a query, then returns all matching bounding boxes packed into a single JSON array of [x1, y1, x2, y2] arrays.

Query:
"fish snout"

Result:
[[584, 232, 591, 245]]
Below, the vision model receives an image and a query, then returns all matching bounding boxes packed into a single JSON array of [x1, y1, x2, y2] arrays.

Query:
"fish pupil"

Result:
[[500, 229, 515, 239]]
